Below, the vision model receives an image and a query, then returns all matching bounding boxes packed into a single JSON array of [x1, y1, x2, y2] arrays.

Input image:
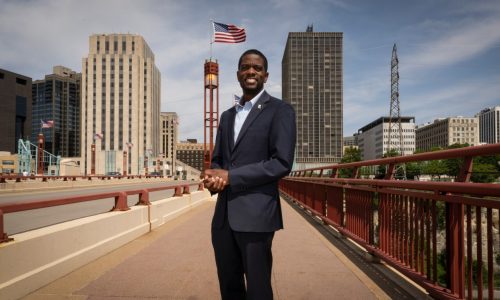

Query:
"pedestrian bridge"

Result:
[[1, 143, 499, 300]]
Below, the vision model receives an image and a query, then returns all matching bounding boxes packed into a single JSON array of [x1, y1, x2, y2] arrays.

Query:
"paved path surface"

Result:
[[22, 198, 420, 300]]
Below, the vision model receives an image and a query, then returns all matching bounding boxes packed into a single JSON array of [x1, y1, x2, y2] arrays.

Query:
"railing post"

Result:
[[112, 192, 130, 211], [174, 186, 183, 197], [183, 185, 190, 194], [0, 209, 13, 243], [139, 190, 151, 205], [445, 200, 465, 298], [352, 166, 359, 179], [457, 156, 473, 182], [443, 157, 470, 298], [384, 163, 395, 180]]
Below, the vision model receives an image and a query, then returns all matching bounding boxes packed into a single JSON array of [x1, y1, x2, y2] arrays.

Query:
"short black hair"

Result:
[[238, 49, 268, 72]]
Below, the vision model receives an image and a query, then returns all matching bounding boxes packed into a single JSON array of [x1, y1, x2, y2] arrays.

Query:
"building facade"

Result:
[[343, 135, 358, 155], [0, 69, 32, 154], [476, 106, 500, 144], [81, 34, 161, 175], [282, 28, 343, 169], [176, 139, 204, 172], [415, 117, 479, 152], [160, 112, 178, 176], [357, 117, 416, 160], [32, 66, 81, 157]]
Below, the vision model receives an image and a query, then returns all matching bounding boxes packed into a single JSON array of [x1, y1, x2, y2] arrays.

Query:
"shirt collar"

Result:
[[235, 89, 265, 111]]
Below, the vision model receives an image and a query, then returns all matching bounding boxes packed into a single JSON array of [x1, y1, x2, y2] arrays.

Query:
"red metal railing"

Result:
[[280, 144, 500, 300], [0, 182, 204, 243]]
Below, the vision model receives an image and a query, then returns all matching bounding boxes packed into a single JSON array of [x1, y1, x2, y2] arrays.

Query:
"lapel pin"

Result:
[[258, 104, 262, 109]]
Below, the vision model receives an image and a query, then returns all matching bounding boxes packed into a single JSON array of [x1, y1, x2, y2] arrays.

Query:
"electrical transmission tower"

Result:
[[387, 43, 406, 179]]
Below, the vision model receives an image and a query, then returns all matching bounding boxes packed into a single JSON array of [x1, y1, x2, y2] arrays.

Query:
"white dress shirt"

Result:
[[234, 89, 265, 143]]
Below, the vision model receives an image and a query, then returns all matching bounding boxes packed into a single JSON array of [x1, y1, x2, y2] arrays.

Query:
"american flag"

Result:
[[41, 120, 54, 128], [213, 22, 246, 43], [94, 133, 103, 140]]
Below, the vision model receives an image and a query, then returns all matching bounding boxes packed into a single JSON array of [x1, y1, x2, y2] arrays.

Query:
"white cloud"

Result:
[[401, 17, 500, 72]]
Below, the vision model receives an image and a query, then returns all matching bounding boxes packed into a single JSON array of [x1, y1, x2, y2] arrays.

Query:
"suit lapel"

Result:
[[233, 91, 271, 152], [227, 107, 236, 151]]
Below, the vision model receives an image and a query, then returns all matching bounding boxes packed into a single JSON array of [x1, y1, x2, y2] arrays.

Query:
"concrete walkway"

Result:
[[21, 198, 413, 299]]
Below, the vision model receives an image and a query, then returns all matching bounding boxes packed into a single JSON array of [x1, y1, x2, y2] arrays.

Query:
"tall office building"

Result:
[[476, 106, 500, 144], [0, 69, 32, 154], [32, 66, 81, 157], [357, 117, 416, 160], [282, 27, 343, 169], [415, 116, 479, 152], [160, 112, 178, 175], [81, 34, 161, 175]]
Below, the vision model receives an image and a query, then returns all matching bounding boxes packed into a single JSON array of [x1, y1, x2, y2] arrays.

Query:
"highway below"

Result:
[[0, 180, 200, 235]]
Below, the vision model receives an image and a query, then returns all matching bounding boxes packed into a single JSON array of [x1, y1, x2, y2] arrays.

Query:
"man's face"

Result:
[[237, 54, 269, 96]]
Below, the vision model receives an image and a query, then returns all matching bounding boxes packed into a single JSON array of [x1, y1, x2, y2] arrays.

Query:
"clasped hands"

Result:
[[202, 169, 229, 193]]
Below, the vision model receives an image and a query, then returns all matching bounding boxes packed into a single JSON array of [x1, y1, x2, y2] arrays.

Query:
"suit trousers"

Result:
[[211, 210, 275, 300]]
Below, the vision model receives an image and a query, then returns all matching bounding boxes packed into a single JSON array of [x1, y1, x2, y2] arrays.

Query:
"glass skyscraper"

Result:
[[32, 66, 80, 157]]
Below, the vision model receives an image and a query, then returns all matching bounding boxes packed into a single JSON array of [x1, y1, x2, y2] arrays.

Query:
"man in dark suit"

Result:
[[203, 49, 296, 300]]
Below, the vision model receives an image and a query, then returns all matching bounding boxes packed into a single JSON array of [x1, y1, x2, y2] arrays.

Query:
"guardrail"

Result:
[[0, 174, 167, 183], [280, 144, 500, 300], [0, 182, 204, 243]]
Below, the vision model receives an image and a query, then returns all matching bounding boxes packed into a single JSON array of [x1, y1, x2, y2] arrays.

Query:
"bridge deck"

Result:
[[22, 198, 419, 299]]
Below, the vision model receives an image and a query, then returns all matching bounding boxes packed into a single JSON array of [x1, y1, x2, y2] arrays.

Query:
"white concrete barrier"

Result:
[[0, 190, 212, 300]]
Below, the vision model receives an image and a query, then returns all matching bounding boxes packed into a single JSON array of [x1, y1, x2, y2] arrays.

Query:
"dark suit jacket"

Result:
[[211, 91, 296, 232]]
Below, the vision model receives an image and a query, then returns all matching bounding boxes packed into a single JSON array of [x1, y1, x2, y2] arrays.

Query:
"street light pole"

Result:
[[90, 143, 96, 175], [123, 150, 127, 176], [37, 133, 45, 175]]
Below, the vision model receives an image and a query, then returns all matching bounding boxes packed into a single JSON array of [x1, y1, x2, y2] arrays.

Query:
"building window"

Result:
[[16, 77, 27, 85]]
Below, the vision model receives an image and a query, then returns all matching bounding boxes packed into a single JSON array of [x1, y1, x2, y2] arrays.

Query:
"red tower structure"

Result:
[[203, 59, 219, 171]]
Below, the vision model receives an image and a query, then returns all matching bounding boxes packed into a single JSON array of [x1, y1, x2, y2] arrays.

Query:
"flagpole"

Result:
[[209, 19, 213, 60]]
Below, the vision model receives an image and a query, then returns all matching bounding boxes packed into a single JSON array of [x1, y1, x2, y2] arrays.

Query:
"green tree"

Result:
[[339, 147, 361, 178], [471, 163, 498, 183], [405, 162, 422, 180], [422, 160, 447, 180]]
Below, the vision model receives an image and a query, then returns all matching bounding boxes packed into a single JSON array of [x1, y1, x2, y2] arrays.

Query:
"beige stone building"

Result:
[[160, 112, 178, 176], [0, 151, 18, 174], [415, 117, 479, 152], [80, 34, 161, 175]]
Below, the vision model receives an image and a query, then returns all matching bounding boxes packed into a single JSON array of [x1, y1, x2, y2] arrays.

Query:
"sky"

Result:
[[1, 0, 499, 142]]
